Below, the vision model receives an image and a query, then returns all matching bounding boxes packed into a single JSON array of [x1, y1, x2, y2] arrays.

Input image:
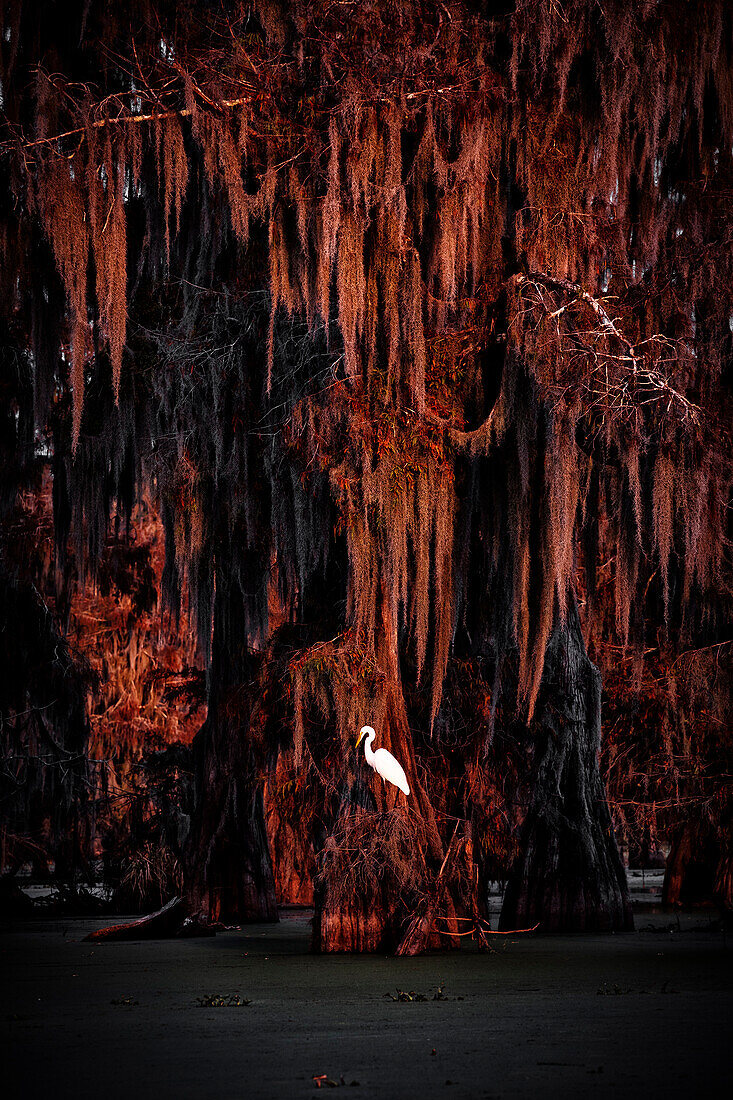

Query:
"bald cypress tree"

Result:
[[1, 1, 731, 947]]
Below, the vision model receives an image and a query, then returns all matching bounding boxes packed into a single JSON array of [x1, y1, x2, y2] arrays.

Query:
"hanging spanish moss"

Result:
[[0, 0, 731, 949]]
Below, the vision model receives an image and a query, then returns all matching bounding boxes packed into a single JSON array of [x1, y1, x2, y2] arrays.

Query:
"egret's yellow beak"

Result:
[[355, 729, 365, 748]]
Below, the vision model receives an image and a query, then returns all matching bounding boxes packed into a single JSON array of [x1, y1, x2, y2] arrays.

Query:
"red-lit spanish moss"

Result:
[[1, 1, 731, 949]]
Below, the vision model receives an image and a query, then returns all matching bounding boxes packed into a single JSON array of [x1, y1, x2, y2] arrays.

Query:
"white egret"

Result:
[[355, 725, 410, 797]]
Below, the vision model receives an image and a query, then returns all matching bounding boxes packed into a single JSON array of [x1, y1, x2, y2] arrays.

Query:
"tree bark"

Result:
[[186, 720, 278, 923], [313, 590, 460, 952], [500, 596, 633, 932], [264, 750, 316, 906], [662, 821, 723, 908], [312, 788, 452, 954], [184, 580, 278, 924], [313, 848, 394, 952]]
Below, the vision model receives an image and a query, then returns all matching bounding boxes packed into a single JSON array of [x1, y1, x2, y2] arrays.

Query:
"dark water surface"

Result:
[[1, 909, 731, 1099]]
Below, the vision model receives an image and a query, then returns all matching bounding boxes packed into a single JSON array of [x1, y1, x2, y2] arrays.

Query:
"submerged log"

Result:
[[84, 896, 187, 941]]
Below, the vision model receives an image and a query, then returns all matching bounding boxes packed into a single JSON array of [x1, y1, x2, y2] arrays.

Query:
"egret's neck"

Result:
[[364, 730, 376, 765]]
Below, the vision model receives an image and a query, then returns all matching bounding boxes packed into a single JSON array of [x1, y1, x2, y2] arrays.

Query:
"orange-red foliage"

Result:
[[1, 0, 732, 935]]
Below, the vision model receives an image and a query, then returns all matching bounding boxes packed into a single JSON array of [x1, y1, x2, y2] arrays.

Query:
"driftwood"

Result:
[[83, 897, 214, 941]]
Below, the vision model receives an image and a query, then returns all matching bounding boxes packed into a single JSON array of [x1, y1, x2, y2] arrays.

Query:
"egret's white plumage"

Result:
[[356, 725, 410, 796]]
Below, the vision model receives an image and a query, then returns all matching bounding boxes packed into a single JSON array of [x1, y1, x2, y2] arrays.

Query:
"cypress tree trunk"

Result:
[[185, 580, 277, 924], [0, 575, 91, 881], [500, 596, 633, 932], [186, 719, 277, 923], [312, 768, 453, 953], [314, 831, 394, 952], [312, 781, 456, 954], [662, 822, 720, 908], [313, 592, 460, 953]]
